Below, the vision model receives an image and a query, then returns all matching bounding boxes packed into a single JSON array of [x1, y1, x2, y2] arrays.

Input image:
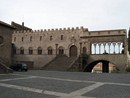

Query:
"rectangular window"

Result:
[[50, 36, 52, 41], [61, 35, 63, 40], [22, 37, 24, 42], [14, 37, 16, 42], [40, 36, 42, 41], [30, 36, 32, 41]]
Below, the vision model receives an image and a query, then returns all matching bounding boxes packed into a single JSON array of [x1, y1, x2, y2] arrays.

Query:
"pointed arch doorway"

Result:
[[69, 45, 77, 57]]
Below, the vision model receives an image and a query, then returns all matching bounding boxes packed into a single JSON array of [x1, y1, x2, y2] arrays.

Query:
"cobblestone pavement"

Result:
[[0, 70, 130, 98]]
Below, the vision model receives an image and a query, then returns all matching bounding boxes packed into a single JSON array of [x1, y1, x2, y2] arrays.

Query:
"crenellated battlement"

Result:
[[13, 26, 86, 33]]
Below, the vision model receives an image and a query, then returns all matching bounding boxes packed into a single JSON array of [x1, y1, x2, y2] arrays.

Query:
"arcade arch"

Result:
[[84, 60, 116, 73], [91, 42, 124, 54]]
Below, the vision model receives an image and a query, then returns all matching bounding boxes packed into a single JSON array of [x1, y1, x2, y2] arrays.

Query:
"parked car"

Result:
[[10, 63, 28, 72]]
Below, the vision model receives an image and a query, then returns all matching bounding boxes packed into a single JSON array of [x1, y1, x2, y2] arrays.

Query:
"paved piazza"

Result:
[[0, 71, 130, 98]]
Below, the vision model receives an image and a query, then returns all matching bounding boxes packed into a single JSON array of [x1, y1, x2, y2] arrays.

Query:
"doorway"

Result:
[[69, 45, 77, 57]]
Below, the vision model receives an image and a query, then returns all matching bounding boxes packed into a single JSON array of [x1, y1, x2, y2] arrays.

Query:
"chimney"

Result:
[[22, 22, 24, 31], [22, 22, 24, 27]]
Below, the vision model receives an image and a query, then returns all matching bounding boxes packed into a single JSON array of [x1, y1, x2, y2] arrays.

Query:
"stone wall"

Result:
[[0, 24, 14, 66], [12, 27, 86, 68], [13, 55, 56, 69], [12, 26, 128, 69], [87, 54, 127, 72]]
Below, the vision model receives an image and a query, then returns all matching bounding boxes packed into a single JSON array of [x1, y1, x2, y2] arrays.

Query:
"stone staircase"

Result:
[[43, 55, 76, 71], [0, 58, 13, 74]]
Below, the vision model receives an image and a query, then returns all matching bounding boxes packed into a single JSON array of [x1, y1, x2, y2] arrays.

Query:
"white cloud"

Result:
[[0, 0, 130, 30]]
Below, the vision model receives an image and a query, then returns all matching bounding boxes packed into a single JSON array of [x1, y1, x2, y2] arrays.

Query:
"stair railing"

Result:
[[0, 57, 9, 65], [67, 56, 80, 71], [0, 61, 13, 73]]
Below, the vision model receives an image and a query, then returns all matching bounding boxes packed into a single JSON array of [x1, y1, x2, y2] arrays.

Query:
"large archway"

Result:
[[84, 60, 116, 73], [69, 45, 77, 57]]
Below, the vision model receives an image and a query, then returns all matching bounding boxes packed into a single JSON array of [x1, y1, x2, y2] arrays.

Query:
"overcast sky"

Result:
[[1, 0, 130, 31]]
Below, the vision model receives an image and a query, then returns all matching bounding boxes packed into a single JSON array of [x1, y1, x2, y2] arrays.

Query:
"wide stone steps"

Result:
[[43, 55, 76, 71]]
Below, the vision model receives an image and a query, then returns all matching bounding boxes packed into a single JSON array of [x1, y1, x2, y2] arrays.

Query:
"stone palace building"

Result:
[[11, 22, 128, 72]]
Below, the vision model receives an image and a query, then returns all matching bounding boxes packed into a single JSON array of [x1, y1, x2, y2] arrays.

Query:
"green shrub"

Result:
[[126, 67, 130, 72], [111, 67, 120, 73]]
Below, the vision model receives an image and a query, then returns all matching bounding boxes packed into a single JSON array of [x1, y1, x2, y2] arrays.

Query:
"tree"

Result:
[[128, 28, 130, 54]]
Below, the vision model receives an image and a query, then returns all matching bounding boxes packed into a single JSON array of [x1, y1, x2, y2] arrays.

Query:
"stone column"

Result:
[[55, 44, 58, 56], [103, 43, 106, 53], [117, 42, 121, 54], [79, 42, 82, 55], [123, 40, 127, 54], [102, 61, 109, 73], [98, 43, 101, 54], [108, 42, 111, 54], [113, 42, 116, 54]]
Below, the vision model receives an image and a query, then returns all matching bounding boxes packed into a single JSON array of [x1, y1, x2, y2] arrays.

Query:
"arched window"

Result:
[[59, 46, 64, 55], [29, 47, 33, 54], [48, 47, 53, 55], [20, 47, 24, 54], [38, 47, 42, 55]]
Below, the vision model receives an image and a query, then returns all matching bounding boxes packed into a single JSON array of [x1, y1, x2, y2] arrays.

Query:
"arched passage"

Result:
[[84, 60, 115, 73], [69, 45, 77, 57]]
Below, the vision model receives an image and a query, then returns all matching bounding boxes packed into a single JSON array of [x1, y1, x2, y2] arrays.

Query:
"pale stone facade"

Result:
[[12, 27, 85, 69], [12, 26, 128, 71]]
